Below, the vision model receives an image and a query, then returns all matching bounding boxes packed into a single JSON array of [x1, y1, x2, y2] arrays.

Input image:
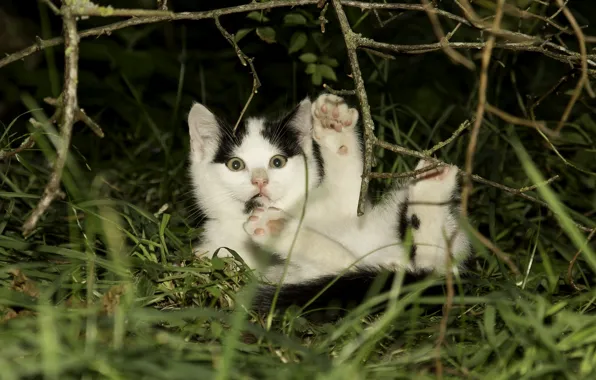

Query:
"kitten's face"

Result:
[[188, 99, 320, 217]]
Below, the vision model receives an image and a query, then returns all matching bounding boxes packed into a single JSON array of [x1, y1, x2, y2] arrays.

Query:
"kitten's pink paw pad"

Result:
[[243, 207, 286, 240], [312, 94, 358, 133], [414, 159, 457, 182]]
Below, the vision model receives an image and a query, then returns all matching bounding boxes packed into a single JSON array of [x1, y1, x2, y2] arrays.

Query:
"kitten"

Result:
[[188, 93, 472, 316]]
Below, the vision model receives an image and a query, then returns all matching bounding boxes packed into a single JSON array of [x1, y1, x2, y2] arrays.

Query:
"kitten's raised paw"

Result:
[[311, 94, 359, 156], [243, 207, 286, 243], [312, 94, 358, 132], [410, 159, 459, 203], [414, 159, 457, 183]]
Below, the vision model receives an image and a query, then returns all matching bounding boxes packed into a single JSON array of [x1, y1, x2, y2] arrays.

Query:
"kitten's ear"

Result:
[[291, 96, 313, 141], [188, 102, 220, 160]]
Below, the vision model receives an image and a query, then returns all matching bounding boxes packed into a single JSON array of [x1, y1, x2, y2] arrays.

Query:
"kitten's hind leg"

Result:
[[405, 160, 471, 272]]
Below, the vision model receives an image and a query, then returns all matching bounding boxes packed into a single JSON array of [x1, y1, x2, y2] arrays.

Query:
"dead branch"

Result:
[[214, 17, 261, 133], [553, 0, 596, 134], [461, 0, 505, 219], [22, 4, 79, 236], [331, 0, 375, 217]]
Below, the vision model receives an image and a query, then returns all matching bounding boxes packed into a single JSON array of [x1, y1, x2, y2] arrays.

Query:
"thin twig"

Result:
[[368, 163, 441, 179], [322, 84, 356, 95], [22, 6, 79, 236], [214, 17, 261, 133], [356, 39, 596, 69], [567, 228, 596, 291], [420, 0, 475, 70], [331, 0, 376, 217], [461, 0, 506, 218], [469, 228, 521, 276], [485, 103, 557, 138], [0, 134, 37, 161], [554, 0, 596, 134], [518, 175, 560, 193], [423, 119, 470, 156], [40, 0, 61, 15], [43, 97, 105, 138]]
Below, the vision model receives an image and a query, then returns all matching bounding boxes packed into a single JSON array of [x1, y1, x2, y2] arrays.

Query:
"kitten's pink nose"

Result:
[[251, 177, 268, 188]]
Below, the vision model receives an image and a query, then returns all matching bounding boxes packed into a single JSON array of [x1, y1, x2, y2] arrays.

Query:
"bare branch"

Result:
[[554, 0, 596, 134], [485, 103, 557, 138], [461, 0, 506, 219], [331, 0, 376, 217], [214, 17, 261, 133], [420, 0, 475, 70], [22, 6, 80, 236]]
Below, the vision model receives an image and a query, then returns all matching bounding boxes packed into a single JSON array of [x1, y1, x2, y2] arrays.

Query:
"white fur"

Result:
[[188, 93, 472, 284]]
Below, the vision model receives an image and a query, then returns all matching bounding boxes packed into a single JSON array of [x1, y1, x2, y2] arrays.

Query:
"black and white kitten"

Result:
[[188, 93, 472, 315]]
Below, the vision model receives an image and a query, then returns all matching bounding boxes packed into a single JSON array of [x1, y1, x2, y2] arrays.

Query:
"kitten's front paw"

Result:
[[243, 207, 287, 244], [312, 93, 359, 156]]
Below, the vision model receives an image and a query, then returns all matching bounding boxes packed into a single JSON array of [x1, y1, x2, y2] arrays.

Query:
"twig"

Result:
[[0, 0, 462, 70], [461, 0, 505, 218], [0, 133, 37, 161], [420, 0, 475, 70], [518, 175, 560, 193], [2, 1, 595, 71], [356, 39, 596, 69], [322, 84, 356, 95], [331, 0, 376, 217], [485, 103, 557, 138], [368, 163, 441, 179], [41, 0, 61, 15], [214, 17, 261, 133], [423, 119, 470, 156], [567, 228, 596, 291], [22, 5, 79, 236], [43, 97, 105, 138], [554, 0, 596, 134], [469, 228, 521, 276], [341, 0, 470, 25]]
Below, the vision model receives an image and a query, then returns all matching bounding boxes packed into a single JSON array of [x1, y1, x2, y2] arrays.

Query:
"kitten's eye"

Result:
[[269, 155, 288, 169], [225, 157, 245, 171]]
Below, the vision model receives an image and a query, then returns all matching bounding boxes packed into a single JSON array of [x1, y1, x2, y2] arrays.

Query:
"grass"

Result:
[[1, 97, 596, 379]]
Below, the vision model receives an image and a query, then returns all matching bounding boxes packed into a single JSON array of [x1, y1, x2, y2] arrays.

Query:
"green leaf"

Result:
[[320, 56, 339, 67], [246, 11, 269, 23], [234, 28, 253, 43], [256, 27, 276, 44], [284, 13, 307, 25], [317, 64, 337, 81], [312, 71, 322, 85], [288, 32, 308, 54], [305, 63, 317, 74], [299, 53, 318, 63]]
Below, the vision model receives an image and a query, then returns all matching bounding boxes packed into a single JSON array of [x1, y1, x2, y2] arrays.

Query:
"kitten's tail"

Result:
[[252, 268, 446, 321]]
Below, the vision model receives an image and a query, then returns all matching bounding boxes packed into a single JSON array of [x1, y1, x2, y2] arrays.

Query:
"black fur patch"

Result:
[[212, 117, 249, 164], [261, 107, 304, 157], [252, 267, 440, 322], [243, 196, 265, 214], [397, 196, 410, 240], [411, 214, 420, 230], [312, 140, 325, 184]]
